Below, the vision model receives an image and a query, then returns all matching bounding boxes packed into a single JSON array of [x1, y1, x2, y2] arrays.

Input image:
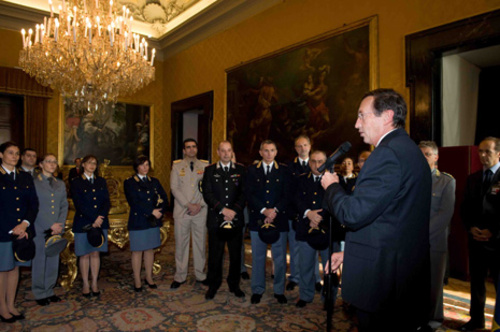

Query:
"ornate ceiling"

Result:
[[0, 0, 281, 58]]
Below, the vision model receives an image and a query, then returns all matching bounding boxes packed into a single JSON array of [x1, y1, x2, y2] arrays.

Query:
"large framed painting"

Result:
[[60, 100, 153, 167], [226, 16, 378, 165]]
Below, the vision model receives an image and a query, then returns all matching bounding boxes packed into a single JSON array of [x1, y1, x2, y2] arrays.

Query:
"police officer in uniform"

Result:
[[202, 141, 246, 299], [70, 155, 110, 297], [124, 156, 169, 291], [0, 141, 38, 323], [246, 140, 290, 304], [295, 150, 341, 308], [419, 141, 456, 329], [170, 138, 209, 288], [286, 135, 311, 291]]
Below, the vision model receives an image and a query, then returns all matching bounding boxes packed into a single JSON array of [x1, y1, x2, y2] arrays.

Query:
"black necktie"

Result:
[[224, 166, 228, 173], [90, 177, 94, 184], [142, 177, 147, 183], [302, 161, 307, 168], [267, 165, 271, 175], [9, 172, 14, 181], [48, 177, 54, 188], [190, 161, 194, 172], [483, 169, 493, 196]]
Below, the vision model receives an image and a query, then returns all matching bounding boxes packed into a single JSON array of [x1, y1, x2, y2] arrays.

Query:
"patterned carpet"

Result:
[[2, 237, 495, 331]]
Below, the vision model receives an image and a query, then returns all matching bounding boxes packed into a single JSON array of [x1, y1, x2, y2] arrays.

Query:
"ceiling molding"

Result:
[[158, 0, 282, 59]]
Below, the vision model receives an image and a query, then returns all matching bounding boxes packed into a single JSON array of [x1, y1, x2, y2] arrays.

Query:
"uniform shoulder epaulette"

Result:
[[299, 172, 308, 177], [279, 162, 288, 167], [235, 162, 245, 167], [442, 171, 454, 179], [173, 159, 182, 164], [200, 159, 209, 164], [209, 162, 216, 166]]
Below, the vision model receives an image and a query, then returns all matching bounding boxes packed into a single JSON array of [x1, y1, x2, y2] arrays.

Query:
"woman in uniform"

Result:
[[124, 156, 168, 291], [339, 157, 357, 193], [32, 154, 68, 306], [0, 141, 38, 322], [70, 155, 110, 297]]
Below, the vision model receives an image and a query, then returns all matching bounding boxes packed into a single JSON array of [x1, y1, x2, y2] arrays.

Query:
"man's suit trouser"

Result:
[[469, 240, 500, 321], [174, 211, 207, 282]]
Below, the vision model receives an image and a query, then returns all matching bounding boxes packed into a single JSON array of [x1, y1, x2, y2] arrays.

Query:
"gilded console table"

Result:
[[60, 211, 170, 290]]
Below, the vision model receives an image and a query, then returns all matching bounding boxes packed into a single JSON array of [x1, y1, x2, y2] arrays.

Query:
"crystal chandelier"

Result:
[[18, 0, 156, 115]]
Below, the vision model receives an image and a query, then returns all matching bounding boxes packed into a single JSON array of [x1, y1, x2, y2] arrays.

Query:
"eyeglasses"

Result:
[[357, 112, 374, 120], [43, 160, 58, 164]]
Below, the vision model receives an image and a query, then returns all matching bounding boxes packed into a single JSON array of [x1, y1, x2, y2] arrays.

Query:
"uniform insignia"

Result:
[[197, 170, 204, 175], [173, 160, 182, 164], [0, 167, 5, 175], [214, 174, 221, 178], [256, 161, 262, 168], [441, 171, 454, 179], [230, 174, 240, 178], [134, 175, 140, 182], [200, 159, 209, 164]]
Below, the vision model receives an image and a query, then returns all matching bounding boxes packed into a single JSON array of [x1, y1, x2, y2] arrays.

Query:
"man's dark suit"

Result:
[[202, 162, 246, 291], [324, 128, 432, 329], [68, 167, 80, 182], [461, 166, 500, 323]]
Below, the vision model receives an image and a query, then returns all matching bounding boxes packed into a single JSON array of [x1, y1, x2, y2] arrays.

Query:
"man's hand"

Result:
[[321, 171, 339, 190], [92, 216, 104, 228], [222, 208, 236, 221], [187, 203, 202, 216], [325, 252, 344, 274], [51, 223, 63, 235], [307, 209, 323, 228], [471, 227, 492, 241], [152, 208, 163, 219], [262, 208, 277, 220]]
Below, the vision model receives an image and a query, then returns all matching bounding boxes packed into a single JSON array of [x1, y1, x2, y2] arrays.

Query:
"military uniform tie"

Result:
[[9, 172, 15, 181], [190, 161, 194, 172], [48, 177, 54, 188], [266, 165, 271, 176]]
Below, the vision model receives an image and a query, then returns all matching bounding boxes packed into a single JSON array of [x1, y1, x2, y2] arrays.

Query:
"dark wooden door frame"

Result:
[[171, 91, 213, 161], [405, 9, 500, 145]]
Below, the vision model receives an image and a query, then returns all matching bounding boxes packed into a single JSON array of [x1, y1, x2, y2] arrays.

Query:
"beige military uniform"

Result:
[[171, 158, 208, 282]]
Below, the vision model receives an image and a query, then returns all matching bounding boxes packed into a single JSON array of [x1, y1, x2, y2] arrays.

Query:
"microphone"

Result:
[[318, 141, 352, 173]]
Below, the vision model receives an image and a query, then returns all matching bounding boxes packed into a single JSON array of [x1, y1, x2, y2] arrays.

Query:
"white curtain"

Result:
[[442, 54, 481, 147]]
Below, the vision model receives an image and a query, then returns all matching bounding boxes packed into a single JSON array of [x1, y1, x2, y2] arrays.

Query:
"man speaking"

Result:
[[321, 89, 432, 331]]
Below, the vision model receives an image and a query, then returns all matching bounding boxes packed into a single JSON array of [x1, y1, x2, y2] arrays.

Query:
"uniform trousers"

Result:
[[240, 207, 249, 273], [469, 240, 500, 322], [174, 211, 207, 282], [429, 250, 447, 322], [207, 227, 242, 291], [250, 230, 287, 295], [297, 241, 329, 302], [32, 237, 59, 300], [287, 219, 299, 283]]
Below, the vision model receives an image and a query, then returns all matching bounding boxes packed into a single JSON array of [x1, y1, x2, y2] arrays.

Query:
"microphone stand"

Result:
[[325, 165, 339, 332]]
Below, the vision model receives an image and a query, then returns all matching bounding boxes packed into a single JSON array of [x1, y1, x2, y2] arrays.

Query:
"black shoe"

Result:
[[10, 312, 25, 320], [286, 281, 297, 291], [170, 280, 186, 289], [241, 272, 250, 280], [315, 282, 322, 292], [196, 279, 209, 286], [0, 314, 16, 324], [459, 319, 485, 331], [134, 286, 143, 292], [145, 280, 157, 289], [296, 299, 308, 308], [205, 288, 217, 300], [274, 293, 287, 304], [48, 295, 62, 303], [91, 291, 101, 297], [230, 288, 245, 298], [82, 292, 91, 298], [36, 298, 50, 306], [251, 293, 262, 304]]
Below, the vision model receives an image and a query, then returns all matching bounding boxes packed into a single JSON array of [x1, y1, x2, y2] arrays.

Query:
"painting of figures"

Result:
[[226, 19, 376, 165], [63, 102, 150, 166]]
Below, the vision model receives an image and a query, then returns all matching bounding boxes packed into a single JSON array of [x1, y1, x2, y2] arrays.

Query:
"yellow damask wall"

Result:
[[0, 28, 169, 187], [163, 0, 500, 161]]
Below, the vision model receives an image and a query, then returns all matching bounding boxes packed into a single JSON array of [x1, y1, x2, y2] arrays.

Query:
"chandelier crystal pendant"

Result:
[[18, 0, 156, 115]]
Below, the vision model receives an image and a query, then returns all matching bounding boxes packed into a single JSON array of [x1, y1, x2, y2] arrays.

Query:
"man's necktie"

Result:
[[482, 169, 493, 196], [267, 165, 271, 175], [224, 166, 228, 173], [9, 172, 14, 181], [315, 176, 320, 183], [190, 161, 194, 172], [302, 161, 307, 168]]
